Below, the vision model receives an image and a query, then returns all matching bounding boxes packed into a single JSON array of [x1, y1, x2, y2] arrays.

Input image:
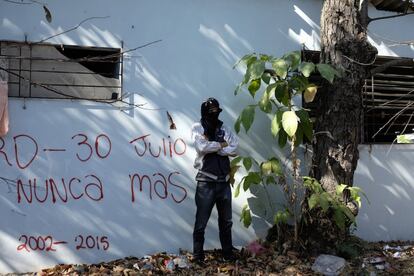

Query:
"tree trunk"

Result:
[[311, 0, 377, 196], [298, 0, 377, 249]]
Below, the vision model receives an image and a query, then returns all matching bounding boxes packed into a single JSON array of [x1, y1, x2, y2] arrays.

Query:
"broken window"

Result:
[[302, 49, 414, 144], [0, 40, 122, 100]]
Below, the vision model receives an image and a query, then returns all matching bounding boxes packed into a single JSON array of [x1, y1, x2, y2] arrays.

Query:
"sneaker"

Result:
[[222, 253, 237, 262]]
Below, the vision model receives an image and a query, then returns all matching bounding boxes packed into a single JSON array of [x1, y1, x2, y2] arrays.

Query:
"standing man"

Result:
[[191, 97, 239, 263]]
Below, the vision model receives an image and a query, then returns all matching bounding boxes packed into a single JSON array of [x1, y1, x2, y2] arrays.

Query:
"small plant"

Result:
[[231, 155, 285, 229], [232, 50, 367, 245], [303, 177, 369, 230]]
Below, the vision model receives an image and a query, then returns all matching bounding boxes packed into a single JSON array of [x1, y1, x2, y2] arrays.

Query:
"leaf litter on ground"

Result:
[[5, 240, 414, 275]]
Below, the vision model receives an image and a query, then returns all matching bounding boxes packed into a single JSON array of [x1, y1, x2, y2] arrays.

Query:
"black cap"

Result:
[[201, 97, 222, 117]]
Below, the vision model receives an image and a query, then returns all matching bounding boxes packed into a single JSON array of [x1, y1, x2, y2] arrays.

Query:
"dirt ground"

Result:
[[6, 239, 414, 275]]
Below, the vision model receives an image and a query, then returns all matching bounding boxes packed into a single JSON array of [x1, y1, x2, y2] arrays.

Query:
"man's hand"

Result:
[[220, 141, 228, 148]]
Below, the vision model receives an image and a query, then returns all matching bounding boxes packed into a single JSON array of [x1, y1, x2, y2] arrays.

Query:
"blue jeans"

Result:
[[193, 181, 233, 259]]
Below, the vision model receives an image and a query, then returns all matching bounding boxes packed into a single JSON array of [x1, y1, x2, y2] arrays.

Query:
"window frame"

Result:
[[0, 40, 123, 101]]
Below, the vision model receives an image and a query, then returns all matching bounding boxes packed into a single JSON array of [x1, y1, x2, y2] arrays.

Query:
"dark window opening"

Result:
[[55, 45, 120, 79]]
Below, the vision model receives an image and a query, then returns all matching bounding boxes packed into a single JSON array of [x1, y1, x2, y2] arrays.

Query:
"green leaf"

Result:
[[242, 177, 250, 191], [274, 82, 289, 105], [304, 177, 324, 193], [243, 157, 253, 171], [233, 54, 256, 69], [278, 128, 288, 148], [234, 181, 241, 197], [241, 105, 256, 132], [274, 210, 290, 225], [260, 54, 271, 62], [319, 192, 330, 212], [283, 51, 301, 70], [259, 89, 272, 113], [240, 58, 257, 85], [299, 62, 315, 77], [271, 110, 283, 137], [272, 59, 288, 79], [294, 125, 303, 146], [259, 98, 272, 113], [246, 56, 258, 67], [266, 82, 277, 96], [234, 70, 251, 95], [262, 73, 271, 84], [308, 194, 319, 210], [261, 158, 282, 176], [296, 109, 312, 141], [270, 157, 282, 175], [316, 63, 338, 84], [244, 210, 252, 227], [333, 209, 346, 230], [289, 75, 308, 93], [234, 116, 241, 134], [246, 172, 261, 184], [282, 111, 298, 137], [243, 68, 252, 84], [248, 79, 261, 98], [261, 161, 272, 175], [230, 156, 243, 166], [348, 186, 363, 207], [349, 186, 370, 204], [304, 177, 323, 193], [336, 184, 348, 197], [243, 172, 261, 191], [241, 205, 252, 228], [250, 60, 266, 80]]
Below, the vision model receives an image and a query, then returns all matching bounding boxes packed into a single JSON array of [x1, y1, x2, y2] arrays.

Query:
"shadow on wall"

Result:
[[355, 144, 414, 241], [5, 0, 414, 271]]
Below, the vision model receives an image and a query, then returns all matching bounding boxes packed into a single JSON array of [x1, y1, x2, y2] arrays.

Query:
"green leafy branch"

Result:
[[304, 177, 369, 230], [231, 155, 284, 227], [233, 51, 340, 149]]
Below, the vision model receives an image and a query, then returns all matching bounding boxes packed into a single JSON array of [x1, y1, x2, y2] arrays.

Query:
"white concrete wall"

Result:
[[0, 0, 324, 273], [355, 145, 414, 241], [0, 0, 414, 273]]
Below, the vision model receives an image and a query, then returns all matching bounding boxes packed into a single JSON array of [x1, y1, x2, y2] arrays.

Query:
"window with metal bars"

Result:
[[0, 40, 122, 100], [302, 49, 414, 144], [364, 56, 414, 143]]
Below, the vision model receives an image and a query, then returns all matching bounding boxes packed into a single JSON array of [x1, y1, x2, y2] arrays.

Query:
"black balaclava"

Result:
[[200, 98, 223, 141]]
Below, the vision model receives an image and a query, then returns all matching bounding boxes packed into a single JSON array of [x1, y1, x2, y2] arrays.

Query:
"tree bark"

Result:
[[311, 0, 377, 194]]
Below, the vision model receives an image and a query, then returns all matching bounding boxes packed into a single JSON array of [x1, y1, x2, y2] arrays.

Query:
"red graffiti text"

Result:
[[75, 235, 109, 251], [129, 171, 187, 204], [129, 134, 186, 158], [17, 174, 104, 204]]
